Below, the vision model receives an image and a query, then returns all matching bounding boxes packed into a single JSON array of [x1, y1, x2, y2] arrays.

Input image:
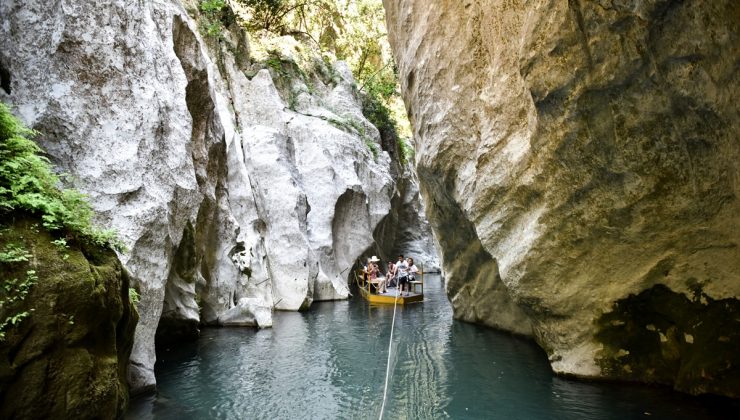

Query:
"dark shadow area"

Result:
[[596, 283, 740, 398], [0, 59, 10, 94]]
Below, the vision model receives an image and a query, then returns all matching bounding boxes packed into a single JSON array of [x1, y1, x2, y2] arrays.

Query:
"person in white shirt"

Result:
[[407, 257, 418, 280], [395, 254, 410, 296]]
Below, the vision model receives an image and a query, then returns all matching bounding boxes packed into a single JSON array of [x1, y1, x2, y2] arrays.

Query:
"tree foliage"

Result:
[[199, 0, 238, 38], [236, 0, 390, 86], [0, 102, 123, 251], [235, 0, 414, 163]]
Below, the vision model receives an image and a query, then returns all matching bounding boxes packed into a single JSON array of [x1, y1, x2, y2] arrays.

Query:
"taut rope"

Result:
[[378, 287, 400, 420]]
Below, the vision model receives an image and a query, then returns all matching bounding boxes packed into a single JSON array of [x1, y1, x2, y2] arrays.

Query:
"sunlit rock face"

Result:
[[0, 0, 434, 394], [384, 0, 740, 397]]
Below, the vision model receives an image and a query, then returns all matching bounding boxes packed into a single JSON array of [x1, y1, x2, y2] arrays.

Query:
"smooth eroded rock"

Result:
[[384, 0, 740, 397], [1, 0, 436, 393]]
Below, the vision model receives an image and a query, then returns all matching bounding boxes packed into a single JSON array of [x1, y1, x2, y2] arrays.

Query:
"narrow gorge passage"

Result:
[[0, 0, 738, 418], [128, 276, 738, 419]]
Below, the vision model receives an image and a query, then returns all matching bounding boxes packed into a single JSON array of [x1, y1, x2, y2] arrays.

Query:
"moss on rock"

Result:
[[595, 284, 740, 397], [0, 216, 138, 418]]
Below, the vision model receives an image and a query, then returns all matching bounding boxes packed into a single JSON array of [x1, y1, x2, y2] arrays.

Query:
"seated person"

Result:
[[407, 257, 418, 281], [367, 256, 385, 293], [386, 261, 397, 288], [407, 257, 419, 292], [362, 258, 372, 284], [376, 264, 388, 294], [362, 259, 368, 277]]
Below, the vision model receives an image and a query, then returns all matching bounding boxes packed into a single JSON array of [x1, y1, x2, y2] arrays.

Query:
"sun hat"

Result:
[[369, 256, 380, 262]]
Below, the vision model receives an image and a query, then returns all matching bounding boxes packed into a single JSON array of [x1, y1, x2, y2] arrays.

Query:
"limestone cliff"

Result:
[[0, 217, 137, 418], [384, 0, 740, 397], [0, 0, 433, 394]]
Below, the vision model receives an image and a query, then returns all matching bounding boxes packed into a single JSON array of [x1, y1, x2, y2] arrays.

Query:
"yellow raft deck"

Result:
[[358, 286, 423, 304], [355, 268, 425, 305]]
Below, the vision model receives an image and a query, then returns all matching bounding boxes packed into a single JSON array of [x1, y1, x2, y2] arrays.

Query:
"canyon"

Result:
[[0, 0, 737, 408], [0, 0, 435, 396]]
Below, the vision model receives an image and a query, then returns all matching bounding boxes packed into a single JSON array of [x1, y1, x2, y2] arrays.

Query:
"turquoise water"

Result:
[[128, 275, 736, 419]]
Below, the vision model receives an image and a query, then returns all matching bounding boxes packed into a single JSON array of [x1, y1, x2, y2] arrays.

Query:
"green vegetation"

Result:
[[200, 0, 228, 13], [238, 0, 304, 34], [129, 287, 140, 304], [364, 138, 379, 160], [399, 137, 414, 164], [198, 0, 235, 39], [0, 102, 123, 251], [0, 101, 126, 339], [0, 219, 138, 416], [0, 242, 31, 263], [232, 0, 414, 164], [0, 243, 36, 341], [260, 51, 319, 110], [51, 237, 70, 260], [194, 1, 414, 163]]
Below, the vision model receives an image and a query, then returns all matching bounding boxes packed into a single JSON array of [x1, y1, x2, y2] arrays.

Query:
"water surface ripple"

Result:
[[128, 275, 737, 419]]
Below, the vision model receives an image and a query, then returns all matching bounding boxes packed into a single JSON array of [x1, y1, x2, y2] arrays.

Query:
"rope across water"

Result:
[[378, 287, 400, 420]]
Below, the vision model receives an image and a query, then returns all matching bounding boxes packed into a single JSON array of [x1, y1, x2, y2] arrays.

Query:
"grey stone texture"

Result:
[[0, 0, 436, 394], [383, 0, 739, 397]]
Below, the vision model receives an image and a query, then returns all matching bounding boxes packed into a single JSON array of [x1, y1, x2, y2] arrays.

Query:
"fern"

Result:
[[0, 243, 31, 263], [0, 270, 37, 341], [0, 102, 124, 251], [0, 102, 128, 341]]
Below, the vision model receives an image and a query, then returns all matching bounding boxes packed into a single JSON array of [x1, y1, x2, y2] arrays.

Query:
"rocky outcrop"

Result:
[[0, 217, 137, 418], [384, 0, 740, 397], [0, 0, 432, 394]]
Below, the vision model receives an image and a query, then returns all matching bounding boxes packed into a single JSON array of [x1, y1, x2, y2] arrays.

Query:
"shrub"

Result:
[[198, 0, 234, 39], [398, 137, 414, 165], [364, 138, 379, 160], [200, 0, 227, 13], [128, 287, 140, 304]]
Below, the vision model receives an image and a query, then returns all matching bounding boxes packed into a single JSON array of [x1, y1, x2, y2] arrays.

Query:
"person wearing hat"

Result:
[[375, 258, 389, 293], [363, 257, 375, 280]]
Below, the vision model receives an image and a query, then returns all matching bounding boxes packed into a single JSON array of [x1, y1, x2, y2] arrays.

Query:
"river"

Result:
[[128, 274, 736, 419]]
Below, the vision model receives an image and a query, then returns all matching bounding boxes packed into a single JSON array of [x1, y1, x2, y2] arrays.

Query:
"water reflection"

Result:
[[129, 275, 738, 419]]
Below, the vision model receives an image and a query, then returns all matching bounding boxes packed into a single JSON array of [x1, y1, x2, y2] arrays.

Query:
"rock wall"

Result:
[[0, 0, 432, 394], [384, 0, 740, 397], [0, 217, 137, 418], [391, 169, 441, 272]]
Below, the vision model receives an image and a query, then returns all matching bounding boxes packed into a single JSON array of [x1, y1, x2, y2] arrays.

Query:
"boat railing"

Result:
[[355, 263, 425, 295], [409, 263, 424, 295], [354, 268, 375, 295]]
